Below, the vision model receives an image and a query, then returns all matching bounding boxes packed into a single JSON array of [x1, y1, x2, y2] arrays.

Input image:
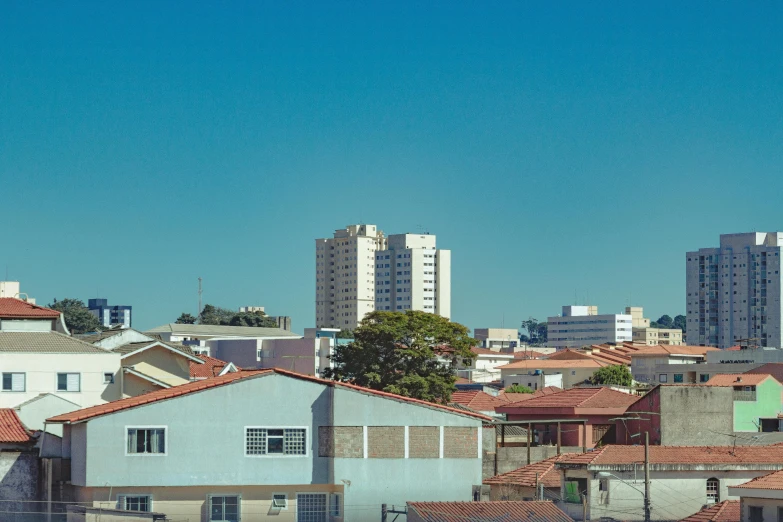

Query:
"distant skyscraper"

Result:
[[315, 224, 452, 329], [686, 232, 783, 348], [88, 298, 132, 329]]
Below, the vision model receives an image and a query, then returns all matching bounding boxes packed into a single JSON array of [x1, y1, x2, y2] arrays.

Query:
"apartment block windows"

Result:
[[127, 427, 166, 455], [297, 493, 328, 522], [118, 495, 152, 512], [57, 373, 80, 392], [209, 495, 240, 522], [2, 373, 24, 392], [245, 427, 307, 456]]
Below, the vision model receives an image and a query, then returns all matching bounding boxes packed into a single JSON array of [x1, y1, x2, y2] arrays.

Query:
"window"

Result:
[[297, 493, 327, 522], [659, 374, 668, 383], [749, 506, 763, 522], [246, 427, 307, 456], [330, 493, 341, 517], [127, 427, 166, 455], [209, 495, 240, 522], [700, 374, 710, 383], [118, 495, 151, 512], [2, 373, 25, 392], [57, 373, 80, 392], [706, 478, 719, 504], [778, 506, 783, 522], [104, 373, 115, 384], [673, 374, 684, 383], [272, 493, 288, 510]]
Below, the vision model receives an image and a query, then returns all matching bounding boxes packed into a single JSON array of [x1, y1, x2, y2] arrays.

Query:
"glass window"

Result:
[[673, 374, 684, 383], [119, 495, 151, 512], [272, 494, 288, 509], [57, 373, 80, 392], [245, 428, 307, 456], [749, 506, 763, 522], [297, 493, 327, 522], [706, 478, 719, 503], [700, 374, 710, 383], [104, 373, 115, 384], [2, 373, 25, 392], [210, 495, 240, 522], [127, 428, 166, 454], [659, 374, 668, 383]]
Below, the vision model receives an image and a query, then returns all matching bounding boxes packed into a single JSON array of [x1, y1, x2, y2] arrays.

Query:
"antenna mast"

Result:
[[198, 277, 203, 315]]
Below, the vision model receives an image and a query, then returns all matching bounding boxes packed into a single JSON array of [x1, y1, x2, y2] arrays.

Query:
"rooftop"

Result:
[[0, 332, 113, 354], [632, 345, 719, 357], [407, 501, 572, 522], [190, 354, 237, 379], [484, 454, 574, 488], [450, 390, 508, 412], [48, 368, 492, 424], [679, 500, 740, 522], [746, 363, 783, 384], [0, 409, 33, 443], [498, 358, 607, 371], [497, 387, 638, 411], [731, 469, 783, 490], [145, 323, 299, 338], [470, 347, 515, 357], [0, 298, 60, 318], [705, 373, 776, 387], [558, 444, 783, 467], [497, 386, 562, 404]]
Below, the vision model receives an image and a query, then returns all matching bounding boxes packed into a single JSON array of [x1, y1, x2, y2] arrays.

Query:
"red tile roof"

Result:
[[547, 349, 593, 360], [189, 355, 235, 379], [559, 444, 783, 466], [498, 386, 562, 404], [407, 501, 572, 522], [0, 409, 33, 443], [746, 363, 783, 384], [732, 469, 783, 490], [498, 358, 606, 370], [498, 387, 638, 411], [513, 350, 548, 359], [705, 373, 777, 386], [47, 368, 492, 424], [470, 347, 515, 357], [484, 454, 574, 488], [450, 390, 507, 411], [0, 298, 61, 319], [679, 500, 740, 521]]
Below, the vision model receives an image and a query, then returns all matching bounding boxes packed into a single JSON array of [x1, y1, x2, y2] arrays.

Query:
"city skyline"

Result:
[[2, 3, 782, 332]]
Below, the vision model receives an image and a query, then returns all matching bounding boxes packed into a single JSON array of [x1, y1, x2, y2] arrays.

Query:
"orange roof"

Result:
[[451, 390, 507, 411], [512, 350, 548, 359], [679, 500, 740, 522], [498, 358, 606, 371], [0, 298, 61, 319], [470, 347, 515, 357], [498, 387, 638, 411], [498, 386, 562, 404], [189, 354, 235, 379], [547, 349, 593, 361], [705, 373, 777, 386], [484, 454, 574, 488], [559, 444, 783, 466], [47, 368, 492, 424], [632, 345, 718, 357], [0, 409, 33, 443], [732, 469, 783, 490], [407, 501, 572, 522]]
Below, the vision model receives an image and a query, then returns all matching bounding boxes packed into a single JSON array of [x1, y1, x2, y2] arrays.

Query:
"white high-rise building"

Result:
[[686, 232, 783, 348], [315, 225, 452, 329], [547, 305, 633, 349]]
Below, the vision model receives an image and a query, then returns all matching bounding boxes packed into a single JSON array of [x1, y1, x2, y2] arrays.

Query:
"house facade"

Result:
[[47, 369, 488, 522], [498, 359, 607, 390], [0, 297, 70, 334], [728, 469, 783, 522]]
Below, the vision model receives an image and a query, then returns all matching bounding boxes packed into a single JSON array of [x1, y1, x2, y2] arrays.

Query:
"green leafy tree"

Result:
[[590, 365, 633, 386], [48, 298, 103, 334], [521, 318, 548, 346], [336, 328, 354, 339], [195, 305, 278, 327], [673, 314, 686, 331], [229, 312, 278, 328], [505, 384, 534, 394], [323, 310, 476, 403], [651, 314, 674, 329], [175, 313, 197, 324], [197, 304, 236, 325]]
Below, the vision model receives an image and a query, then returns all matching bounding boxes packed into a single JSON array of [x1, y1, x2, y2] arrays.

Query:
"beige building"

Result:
[[625, 306, 684, 346], [498, 359, 608, 389], [315, 225, 452, 329]]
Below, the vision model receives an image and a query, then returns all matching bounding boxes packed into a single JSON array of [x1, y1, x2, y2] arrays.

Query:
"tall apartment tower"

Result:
[[375, 233, 451, 319], [686, 232, 783, 348], [315, 226, 452, 329], [315, 225, 386, 329]]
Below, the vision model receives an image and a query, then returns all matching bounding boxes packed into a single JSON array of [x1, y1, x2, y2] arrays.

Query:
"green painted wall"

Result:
[[734, 378, 783, 431]]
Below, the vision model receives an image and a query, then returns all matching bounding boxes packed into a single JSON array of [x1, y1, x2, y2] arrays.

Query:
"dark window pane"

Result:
[[2, 374, 10, 390], [57, 374, 67, 390], [268, 429, 284, 436], [267, 437, 284, 453]]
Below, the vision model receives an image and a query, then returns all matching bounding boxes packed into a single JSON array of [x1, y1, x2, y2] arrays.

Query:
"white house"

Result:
[[457, 347, 515, 383], [728, 468, 783, 522], [0, 298, 70, 334]]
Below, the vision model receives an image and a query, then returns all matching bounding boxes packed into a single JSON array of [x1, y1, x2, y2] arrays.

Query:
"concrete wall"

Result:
[[484, 446, 584, 478], [738, 496, 783, 522], [15, 394, 81, 434], [0, 353, 122, 409]]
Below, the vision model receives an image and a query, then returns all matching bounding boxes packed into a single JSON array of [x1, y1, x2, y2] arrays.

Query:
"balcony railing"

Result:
[[733, 390, 757, 402]]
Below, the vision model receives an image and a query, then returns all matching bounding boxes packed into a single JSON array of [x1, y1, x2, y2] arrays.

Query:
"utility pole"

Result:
[[644, 431, 651, 522], [198, 277, 203, 315], [381, 504, 387, 522], [581, 492, 587, 522], [534, 472, 540, 501]]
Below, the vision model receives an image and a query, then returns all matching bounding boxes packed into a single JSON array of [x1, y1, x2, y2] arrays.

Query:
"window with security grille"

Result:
[[246, 428, 307, 455], [297, 493, 327, 522], [209, 495, 240, 522], [118, 495, 151, 512], [706, 478, 719, 503]]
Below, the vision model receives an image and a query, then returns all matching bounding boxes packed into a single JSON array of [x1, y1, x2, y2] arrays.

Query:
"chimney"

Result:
[[736, 377, 742, 383]]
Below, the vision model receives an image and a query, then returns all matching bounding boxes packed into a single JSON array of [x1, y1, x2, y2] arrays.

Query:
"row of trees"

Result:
[[176, 304, 278, 328], [651, 314, 686, 331]]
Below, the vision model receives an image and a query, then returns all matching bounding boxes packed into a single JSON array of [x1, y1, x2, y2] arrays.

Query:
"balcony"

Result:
[[733, 390, 757, 402]]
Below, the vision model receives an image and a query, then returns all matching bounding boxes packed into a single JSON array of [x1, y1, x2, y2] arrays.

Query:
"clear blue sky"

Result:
[[1, 2, 782, 333]]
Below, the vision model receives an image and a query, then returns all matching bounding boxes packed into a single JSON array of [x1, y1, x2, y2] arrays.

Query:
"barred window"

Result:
[[245, 427, 307, 456]]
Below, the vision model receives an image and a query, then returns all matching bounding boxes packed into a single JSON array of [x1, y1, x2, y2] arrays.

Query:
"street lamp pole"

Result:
[[598, 434, 651, 522]]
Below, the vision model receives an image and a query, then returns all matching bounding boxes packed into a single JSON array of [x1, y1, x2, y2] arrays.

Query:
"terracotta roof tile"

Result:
[[705, 373, 776, 386], [407, 501, 572, 522], [190, 355, 236, 379], [470, 347, 515, 357], [558, 445, 783, 466], [498, 387, 638, 410], [732, 469, 783, 490], [513, 350, 548, 359], [498, 359, 606, 371], [0, 409, 33, 443], [633, 345, 719, 357], [679, 500, 740, 521], [0, 298, 61, 318], [498, 387, 562, 404], [450, 390, 507, 411], [48, 368, 492, 424], [484, 454, 574, 488]]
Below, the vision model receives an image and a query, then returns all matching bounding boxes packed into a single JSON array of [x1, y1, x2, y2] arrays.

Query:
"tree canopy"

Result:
[[520, 317, 547, 346], [323, 310, 476, 403], [175, 313, 197, 324], [651, 314, 686, 331], [191, 304, 278, 328], [590, 365, 633, 386], [505, 384, 534, 394], [48, 298, 103, 334]]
